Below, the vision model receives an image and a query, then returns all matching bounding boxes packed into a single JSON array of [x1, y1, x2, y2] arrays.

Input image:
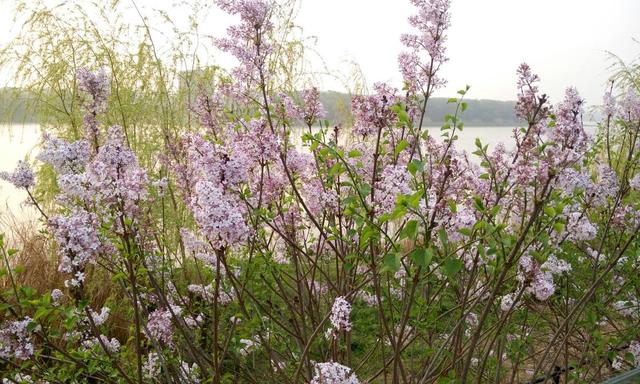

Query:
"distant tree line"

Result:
[[318, 90, 520, 127], [0, 87, 520, 127]]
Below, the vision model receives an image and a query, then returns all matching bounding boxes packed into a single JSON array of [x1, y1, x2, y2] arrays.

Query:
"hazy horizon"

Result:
[[1, 0, 638, 105]]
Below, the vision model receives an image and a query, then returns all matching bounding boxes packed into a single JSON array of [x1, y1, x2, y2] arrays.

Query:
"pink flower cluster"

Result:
[[398, 0, 451, 94], [214, 0, 274, 99], [351, 83, 400, 136], [301, 87, 326, 126]]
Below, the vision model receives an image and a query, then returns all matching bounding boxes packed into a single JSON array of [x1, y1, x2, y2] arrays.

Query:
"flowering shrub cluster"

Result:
[[1, 0, 640, 383]]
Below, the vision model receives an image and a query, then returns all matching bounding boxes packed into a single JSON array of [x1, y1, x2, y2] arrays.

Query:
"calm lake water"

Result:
[[0, 124, 598, 224]]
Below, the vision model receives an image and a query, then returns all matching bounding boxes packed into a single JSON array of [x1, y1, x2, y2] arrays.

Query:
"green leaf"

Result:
[[553, 222, 565, 233], [34, 307, 52, 320], [394, 139, 410, 156], [400, 220, 419, 240], [473, 196, 485, 212], [410, 248, 433, 268], [461, 102, 468, 112], [408, 160, 424, 176], [381, 252, 401, 273], [348, 149, 361, 158], [443, 259, 464, 279]]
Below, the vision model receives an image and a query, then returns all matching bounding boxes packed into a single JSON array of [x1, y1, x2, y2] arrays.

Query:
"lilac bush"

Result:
[[1, 0, 640, 383]]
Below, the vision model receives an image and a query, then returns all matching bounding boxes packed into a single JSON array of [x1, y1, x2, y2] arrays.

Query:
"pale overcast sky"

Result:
[[1, 0, 639, 104]]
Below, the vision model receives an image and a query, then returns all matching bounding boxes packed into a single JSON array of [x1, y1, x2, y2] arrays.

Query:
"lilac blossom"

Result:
[[190, 91, 224, 132], [276, 92, 303, 122], [531, 270, 555, 301], [77, 68, 110, 144], [85, 126, 148, 217], [301, 87, 326, 126], [351, 83, 399, 136], [302, 179, 339, 217], [77, 68, 110, 113], [515, 63, 547, 123], [541, 255, 572, 275], [143, 352, 161, 378], [398, 0, 451, 94], [88, 307, 110, 326], [48, 209, 106, 287], [190, 179, 251, 249], [145, 308, 175, 347], [38, 134, 90, 174], [0, 317, 37, 360], [188, 284, 235, 305], [231, 119, 280, 165], [239, 338, 259, 357], [619, 90, 640, 122], [545, 87, 589, 167], [500, 293, 518, 312], [375, 164, 413, 214], [310, 362, 360, 384], [214, 0, 274, 98], [329, 296, 352, 333], [51, 289, 64, 306], [181, 228, 218, 267], [564, 209, 597, 242], [82, 335, 120, 353], [630, 340, 640, 367], [0, 160, 35, 189]]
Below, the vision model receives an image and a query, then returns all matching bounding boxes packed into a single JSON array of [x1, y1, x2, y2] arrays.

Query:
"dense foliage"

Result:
[[1, 0, 640, 383]]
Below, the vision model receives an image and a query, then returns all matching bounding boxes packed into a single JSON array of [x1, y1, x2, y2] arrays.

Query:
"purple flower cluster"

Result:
[[310, 362, 360, 384], [48, 209, 104, 287], [545, 87, 589, 167], [38, 134, 91, 174], [190, 179, 251, 250], [85, 126, 148, 217], [376, 164, 413, 214], [398, 0, 451, 94], [619, 90, 640, 122], [0, 317, 36, 360], [515, 63, 546, 123], [145, 307, 175, 347], [329, 296, 352, 332], [231, 119, 280, 165], [82, 334, 120, 353], [214, 0, 274, 98], [77, 68, 110, 113], [77, 68, 110, 144], [190, 91, 224, 133], [516, 253, 572, 302], [0, 160, 35, 189], [351, 83, 399, 136], [301, 87, 326, 126]]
